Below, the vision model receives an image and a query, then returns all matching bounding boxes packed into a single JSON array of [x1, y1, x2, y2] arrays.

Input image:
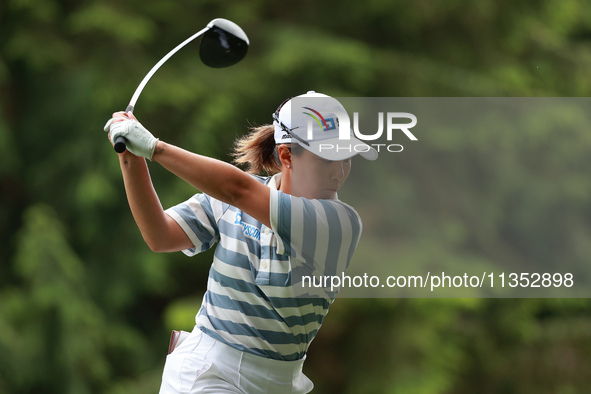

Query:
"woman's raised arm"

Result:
[[106, 113, 272, 252], [151, 141, 271, 227]]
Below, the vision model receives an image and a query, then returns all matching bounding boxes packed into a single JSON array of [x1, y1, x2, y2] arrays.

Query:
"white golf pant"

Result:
[[159, 326, 314, 393]]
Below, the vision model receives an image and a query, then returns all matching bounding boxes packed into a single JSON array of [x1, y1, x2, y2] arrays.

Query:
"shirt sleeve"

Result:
[[269, 188, 363, 278], [165, 193, 224, 256]]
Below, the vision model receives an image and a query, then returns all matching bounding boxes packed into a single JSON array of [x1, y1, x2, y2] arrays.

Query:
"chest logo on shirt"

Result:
[[234, 212, 261, 241]]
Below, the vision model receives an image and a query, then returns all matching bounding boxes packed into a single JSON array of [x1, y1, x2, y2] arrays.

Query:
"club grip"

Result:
[[114, 136, 127, 153], [112, 105, 134, 153]]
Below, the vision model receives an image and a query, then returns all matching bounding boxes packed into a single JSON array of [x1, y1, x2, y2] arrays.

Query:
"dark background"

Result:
[[2, 0, 591, 392]]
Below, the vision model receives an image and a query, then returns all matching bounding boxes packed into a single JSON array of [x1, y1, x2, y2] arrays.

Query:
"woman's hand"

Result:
[[104, 112, 159, 159], [104, 111, 136, 140]]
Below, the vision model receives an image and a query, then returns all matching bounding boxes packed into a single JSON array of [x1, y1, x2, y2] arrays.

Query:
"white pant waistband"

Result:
[[194, 326, 307, 381]]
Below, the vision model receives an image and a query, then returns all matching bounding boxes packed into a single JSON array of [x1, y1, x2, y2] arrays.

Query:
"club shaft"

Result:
[[115, 26, 209, 153], [127, 26, 210, 109]]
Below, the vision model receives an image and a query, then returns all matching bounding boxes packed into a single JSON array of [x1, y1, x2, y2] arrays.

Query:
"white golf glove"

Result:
[[105, 118, 159, 159]]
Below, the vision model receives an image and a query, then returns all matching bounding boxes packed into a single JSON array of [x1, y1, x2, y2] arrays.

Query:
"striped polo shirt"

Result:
[[165, 173, 362, 361]]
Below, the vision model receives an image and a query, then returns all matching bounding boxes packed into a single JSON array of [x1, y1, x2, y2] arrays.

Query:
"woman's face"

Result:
[[289, 148, 352, 199]]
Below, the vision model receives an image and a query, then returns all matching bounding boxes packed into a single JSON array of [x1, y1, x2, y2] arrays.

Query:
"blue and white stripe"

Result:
[[165, 174, 362, 361]]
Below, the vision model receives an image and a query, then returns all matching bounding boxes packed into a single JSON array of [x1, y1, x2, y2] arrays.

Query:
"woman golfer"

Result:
[[105, 91, 377, 393]]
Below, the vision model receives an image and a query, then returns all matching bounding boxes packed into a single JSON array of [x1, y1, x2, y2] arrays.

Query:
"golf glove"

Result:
[[105, 118, 159, 160]]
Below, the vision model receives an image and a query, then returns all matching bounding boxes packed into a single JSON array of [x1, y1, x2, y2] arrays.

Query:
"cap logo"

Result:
[[302, 107, 337, 132]]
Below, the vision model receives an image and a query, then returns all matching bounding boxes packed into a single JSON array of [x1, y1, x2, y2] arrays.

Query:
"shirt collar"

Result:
[[269, 173, 338, 200], [269, 173, 282, 191]]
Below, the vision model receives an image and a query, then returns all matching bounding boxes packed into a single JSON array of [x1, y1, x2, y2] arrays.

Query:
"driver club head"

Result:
[[200, 18, 249, 68]]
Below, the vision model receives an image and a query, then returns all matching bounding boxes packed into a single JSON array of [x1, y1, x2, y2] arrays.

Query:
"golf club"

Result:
[[113, 18, 249, 153]]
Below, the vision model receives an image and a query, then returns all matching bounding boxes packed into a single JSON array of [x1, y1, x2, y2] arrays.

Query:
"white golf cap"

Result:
[[273, 91, 378, 161]]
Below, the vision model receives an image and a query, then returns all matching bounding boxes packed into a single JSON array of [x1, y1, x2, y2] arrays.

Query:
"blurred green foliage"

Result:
[[2, 0, 591, 393]]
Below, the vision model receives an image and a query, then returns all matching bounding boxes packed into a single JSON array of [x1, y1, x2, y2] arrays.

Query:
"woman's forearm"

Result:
[[119, 152, 191, 252]]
